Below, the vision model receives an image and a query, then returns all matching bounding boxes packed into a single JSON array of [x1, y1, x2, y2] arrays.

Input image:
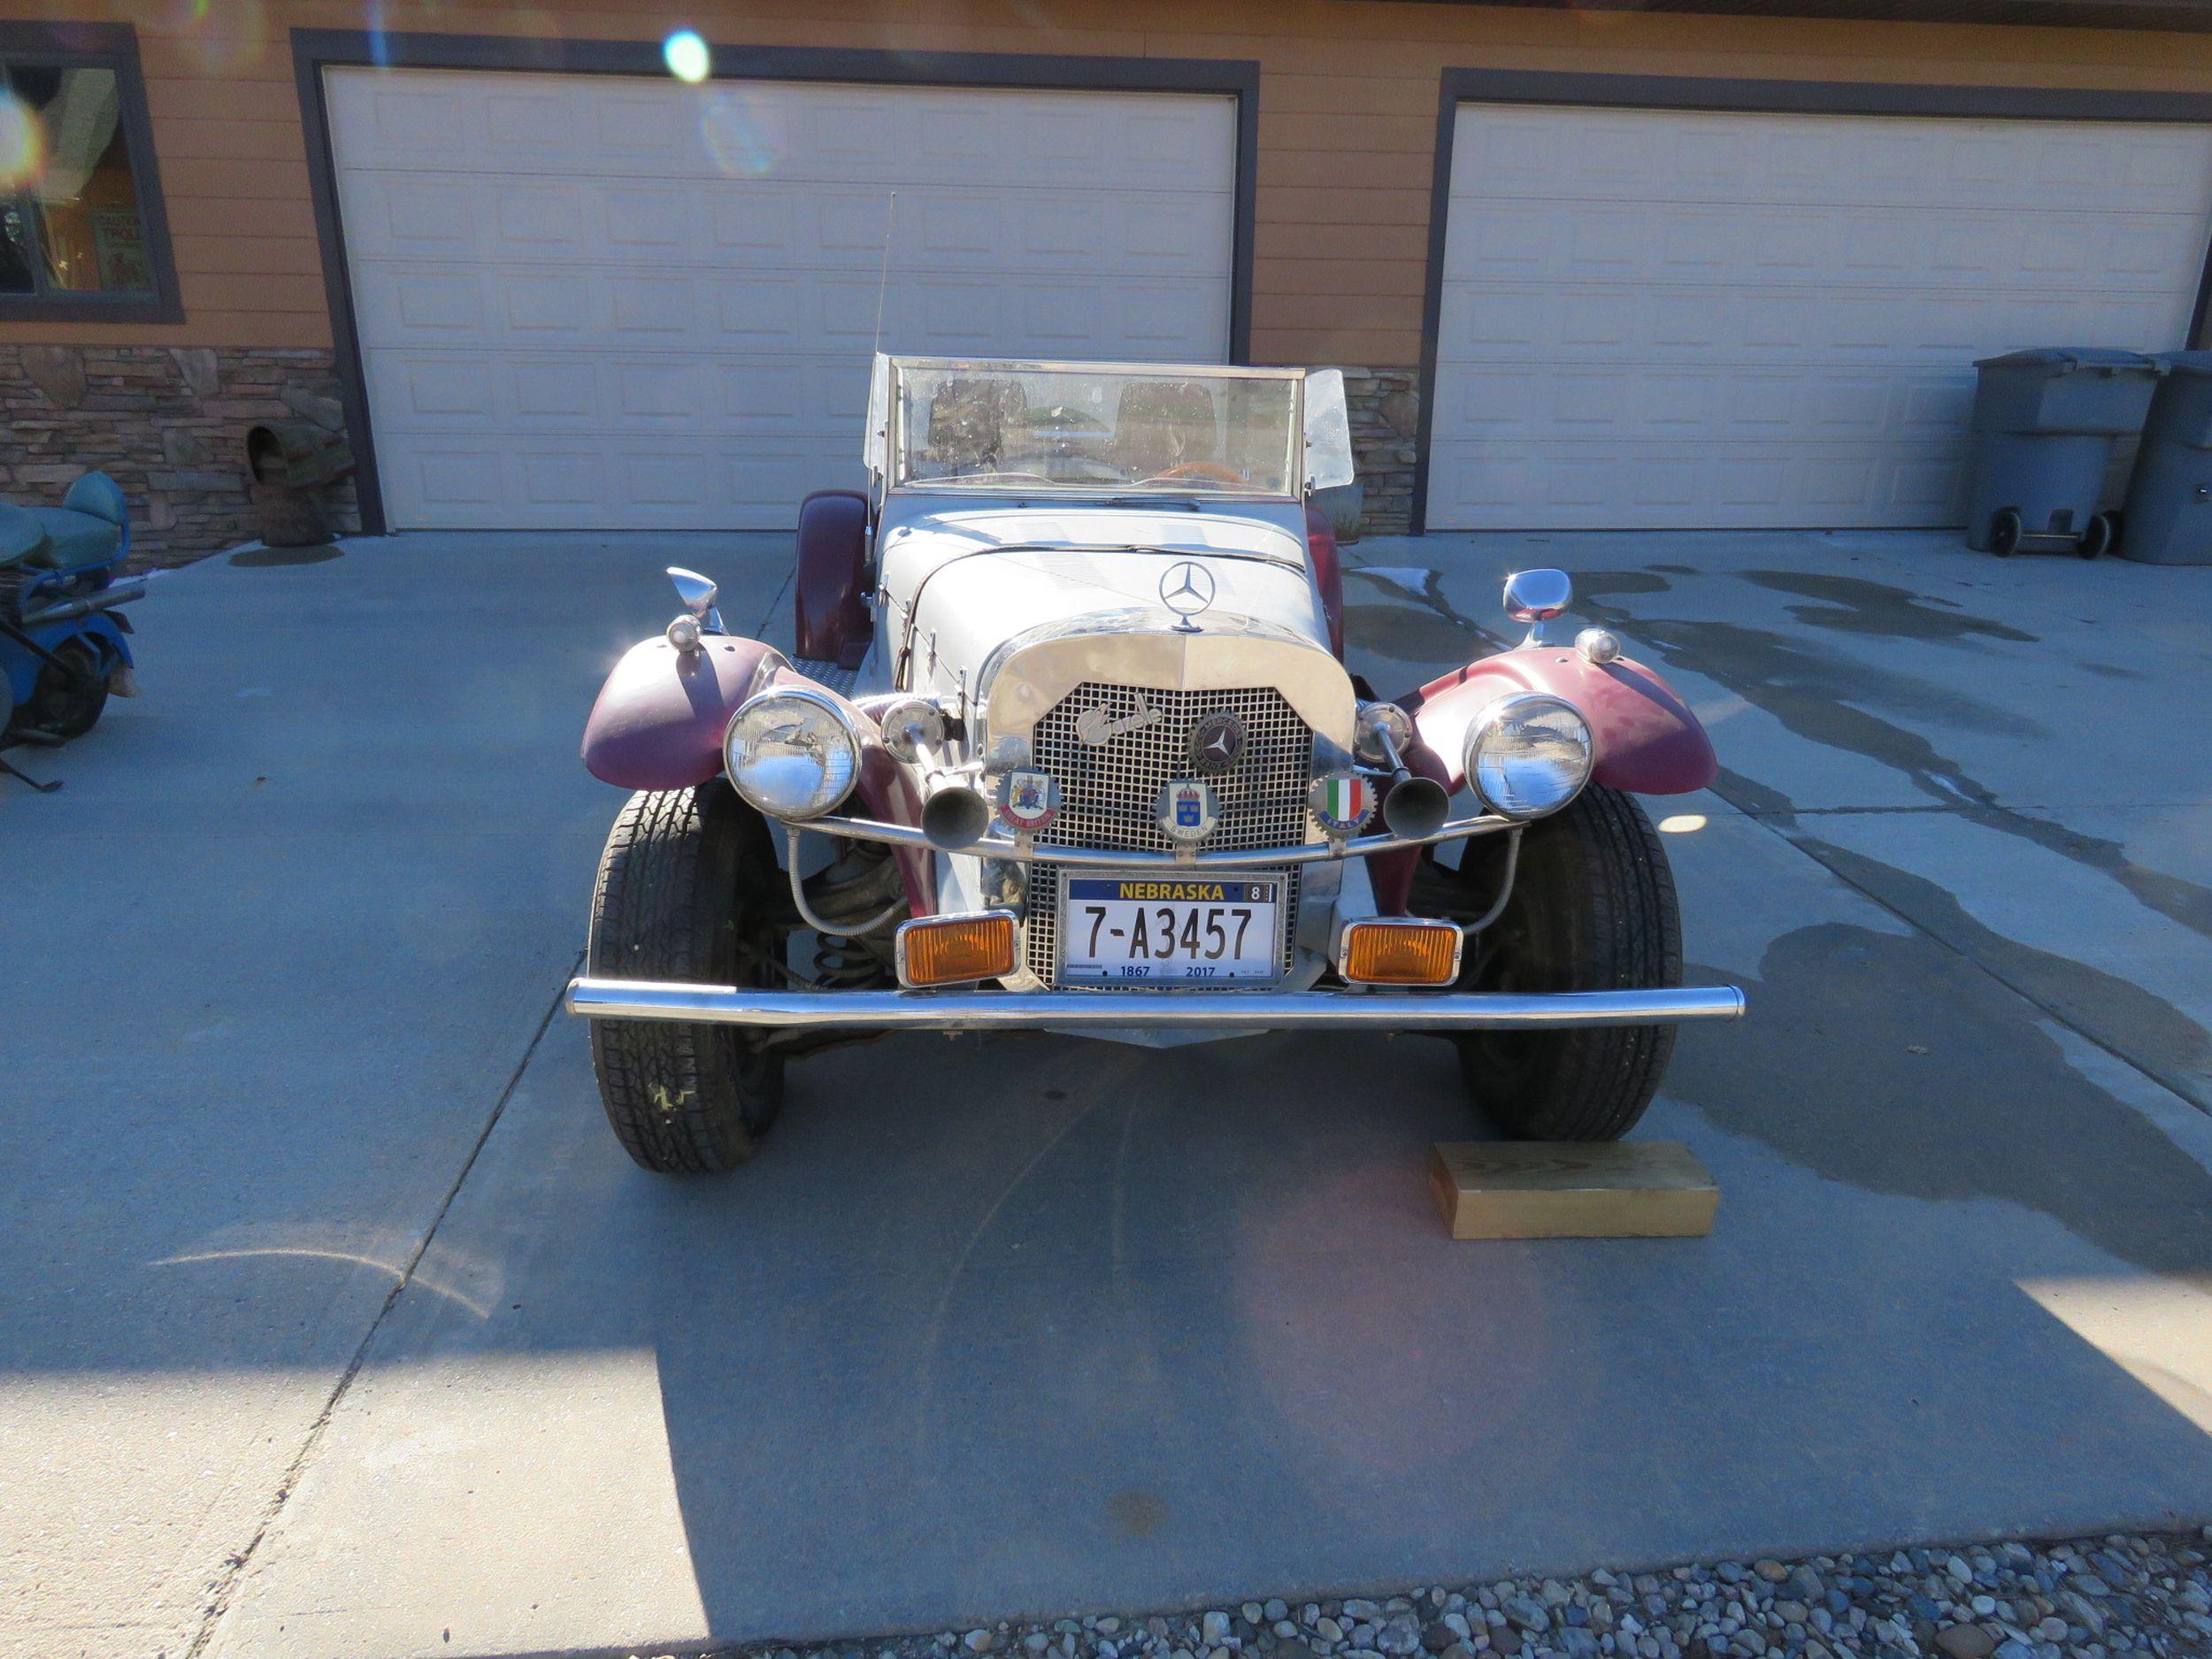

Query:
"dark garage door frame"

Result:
[[1410, 67, 2212, 534], [290, 29, 1262, 537]]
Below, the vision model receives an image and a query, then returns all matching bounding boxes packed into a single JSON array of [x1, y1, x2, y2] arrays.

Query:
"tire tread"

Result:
[[1455, 784, 1682, 1141], [586, 787, 781, 1173]]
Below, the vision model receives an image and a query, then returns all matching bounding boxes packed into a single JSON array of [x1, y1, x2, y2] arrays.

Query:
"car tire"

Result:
[[586, 782, 786, 1173], [1448, 784, 1682, 1142], [19, 641, 109, 740]]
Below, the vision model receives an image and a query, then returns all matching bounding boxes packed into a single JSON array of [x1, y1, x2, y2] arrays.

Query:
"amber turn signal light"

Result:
[[897, 912, 1018, 988], [1339, 918, 1463, 987]]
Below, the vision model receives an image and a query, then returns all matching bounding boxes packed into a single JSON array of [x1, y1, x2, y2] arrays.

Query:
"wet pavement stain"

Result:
[[1797, 839, 2212, 1111], [1567, 569, 1673, 599], [1733, 570, 2039, 646], [1668, 934, 2212, 1275], [1342, 602, 1490, 664], [1571, 587, 2212, 945], [1601, 611, 2047, 742], [1344, 566, 1508, 664]]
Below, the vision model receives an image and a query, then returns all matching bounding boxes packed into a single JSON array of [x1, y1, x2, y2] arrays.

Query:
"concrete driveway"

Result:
[[6, 527, 2210, 1659]]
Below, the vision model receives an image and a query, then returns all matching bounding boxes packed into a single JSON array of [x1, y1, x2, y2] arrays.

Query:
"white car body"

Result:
[[569, 356, 1740, 1064]]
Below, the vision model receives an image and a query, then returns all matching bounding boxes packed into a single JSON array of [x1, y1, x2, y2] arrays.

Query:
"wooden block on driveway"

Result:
[[1430, 1140, 1717, 1240]]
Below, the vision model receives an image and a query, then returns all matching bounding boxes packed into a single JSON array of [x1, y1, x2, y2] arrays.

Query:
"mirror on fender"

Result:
[[1502, 568, 1572, 622], [666, 566, 722, 631], [1502, 568, 1574, 646]]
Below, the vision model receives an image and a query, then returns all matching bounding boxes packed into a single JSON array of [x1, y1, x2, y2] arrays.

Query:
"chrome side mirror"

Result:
[[667, 566, 723, 633], [1503, 568, 1573, 644]]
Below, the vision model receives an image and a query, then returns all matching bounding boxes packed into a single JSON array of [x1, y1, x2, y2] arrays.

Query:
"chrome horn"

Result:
[[1357, 700, 1451, 841], [919, 778, 993, 851]]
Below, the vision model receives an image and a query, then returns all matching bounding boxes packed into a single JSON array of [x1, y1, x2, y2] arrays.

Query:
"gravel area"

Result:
[[675, 1529, 2212, 1659]]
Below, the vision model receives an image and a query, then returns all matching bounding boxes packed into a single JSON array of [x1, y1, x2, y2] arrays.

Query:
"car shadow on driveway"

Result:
[[196, 901, 2212, 1657]]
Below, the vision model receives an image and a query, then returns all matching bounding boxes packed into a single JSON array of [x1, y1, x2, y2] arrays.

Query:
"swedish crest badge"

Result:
[[1154, 777, 1220, 844]]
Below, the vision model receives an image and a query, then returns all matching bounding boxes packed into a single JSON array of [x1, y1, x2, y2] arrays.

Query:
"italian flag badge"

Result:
[[1309, 771, 1375, 835]]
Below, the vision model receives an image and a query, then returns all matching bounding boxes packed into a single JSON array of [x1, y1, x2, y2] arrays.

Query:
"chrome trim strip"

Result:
[[795, 810, 1516, 867], [566, 979, 1747, 1031]]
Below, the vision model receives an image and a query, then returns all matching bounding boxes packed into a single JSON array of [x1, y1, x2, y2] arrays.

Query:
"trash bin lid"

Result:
[[1972, 346, 2157, 373], [2153, 349, 2212, 379]]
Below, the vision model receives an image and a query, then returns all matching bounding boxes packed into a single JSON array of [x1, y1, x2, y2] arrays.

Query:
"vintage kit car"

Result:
[[567, 357, 1744, 1173]]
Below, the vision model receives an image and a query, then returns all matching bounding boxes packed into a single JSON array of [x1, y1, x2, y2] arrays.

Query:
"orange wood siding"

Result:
[[3, 0, 2211, 361]]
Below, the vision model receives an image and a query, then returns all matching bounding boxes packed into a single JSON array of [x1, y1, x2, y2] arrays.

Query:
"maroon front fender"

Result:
[[580, 637, 935, 917], [1402, 647, 1717, 797], [582, 635, 785, 790], [1368, 646, 1715, 916]]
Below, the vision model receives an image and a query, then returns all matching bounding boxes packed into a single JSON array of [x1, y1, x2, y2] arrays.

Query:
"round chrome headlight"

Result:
[[1465, 693, 1593, 820], [723, 688, 861, 820]]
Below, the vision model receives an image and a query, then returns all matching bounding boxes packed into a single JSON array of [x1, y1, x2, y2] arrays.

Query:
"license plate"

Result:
[[1058, 874, 1285, 986]]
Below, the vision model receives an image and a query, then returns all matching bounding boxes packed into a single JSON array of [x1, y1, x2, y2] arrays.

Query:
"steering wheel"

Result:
[[1140, 461, 1247, 486]]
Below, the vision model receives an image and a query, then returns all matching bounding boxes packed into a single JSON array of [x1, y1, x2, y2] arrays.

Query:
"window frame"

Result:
[[0, 21, 180, 324]]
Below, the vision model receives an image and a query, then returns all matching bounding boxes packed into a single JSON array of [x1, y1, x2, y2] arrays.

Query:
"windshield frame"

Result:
[[875, 356, 1309, 503]]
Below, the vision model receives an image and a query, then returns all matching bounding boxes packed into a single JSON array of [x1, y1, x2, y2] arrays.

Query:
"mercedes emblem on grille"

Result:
[[1158, 561, 1216, 622], [1189, 710, 1245, 775]]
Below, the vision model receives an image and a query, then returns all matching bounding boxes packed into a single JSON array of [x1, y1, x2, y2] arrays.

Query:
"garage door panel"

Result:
[[1430, 435, 1972, 528], [1430, 104, 2212, 529], [346, 76, 1218, 192], [329, 70, 1236, 529]]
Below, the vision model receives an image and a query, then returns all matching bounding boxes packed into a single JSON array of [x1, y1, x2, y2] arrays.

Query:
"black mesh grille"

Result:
[[1031, 682, 1314, 856], [1018, 684, 1316, 988]]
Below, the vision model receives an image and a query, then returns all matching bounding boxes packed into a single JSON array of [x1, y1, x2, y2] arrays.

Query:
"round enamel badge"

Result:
[[996, 768, 1062, 833], [1155, 777, 1221, 844], [1308, 771, 1377, 837], [1188, 710, 1245, 775]]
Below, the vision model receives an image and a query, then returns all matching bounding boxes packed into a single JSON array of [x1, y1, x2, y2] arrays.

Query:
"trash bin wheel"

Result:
[[2078, 511, 2117, 560], [1989, 508, 2024, 557]]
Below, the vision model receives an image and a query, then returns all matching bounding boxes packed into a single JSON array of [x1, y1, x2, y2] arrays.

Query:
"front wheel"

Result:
[[586, 783, 787, 1173], [1445, 785, 1683, 1141], [16, 641, 109, 741]]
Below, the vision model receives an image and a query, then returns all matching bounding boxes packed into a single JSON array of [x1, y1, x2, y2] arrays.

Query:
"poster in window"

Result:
[[91, 205, 150, 292]]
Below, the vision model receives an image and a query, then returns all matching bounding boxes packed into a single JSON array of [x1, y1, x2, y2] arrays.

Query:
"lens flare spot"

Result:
[[699, 86, 787, 177], [663, 28, 710, 83], [141, 0, 266, 77], [1657, 813, 1707, 834], [0, 93, 45, 192]]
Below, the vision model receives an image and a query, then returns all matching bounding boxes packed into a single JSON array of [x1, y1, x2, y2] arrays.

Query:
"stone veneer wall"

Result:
[[0, 345, 360, 570], [1338, 367, 1420, 538]]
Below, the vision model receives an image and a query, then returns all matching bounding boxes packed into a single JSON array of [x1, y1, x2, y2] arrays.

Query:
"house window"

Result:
[[0, 26, 179, 321]]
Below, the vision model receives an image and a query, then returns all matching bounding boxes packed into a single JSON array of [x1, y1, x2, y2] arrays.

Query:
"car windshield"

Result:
[[890, 362, 1301, 496]]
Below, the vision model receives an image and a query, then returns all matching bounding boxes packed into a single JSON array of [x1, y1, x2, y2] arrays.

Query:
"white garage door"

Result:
[[1426, 104, 2212, 530], [325, 69, 1237, 530]]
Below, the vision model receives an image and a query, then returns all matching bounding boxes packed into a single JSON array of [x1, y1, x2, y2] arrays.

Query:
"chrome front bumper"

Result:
[[565, 977, 1746, 1032]]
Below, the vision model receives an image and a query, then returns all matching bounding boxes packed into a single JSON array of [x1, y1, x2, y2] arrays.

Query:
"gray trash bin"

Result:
[[2118, 351, 2212, 565], [1964, 347, 2161, 557]]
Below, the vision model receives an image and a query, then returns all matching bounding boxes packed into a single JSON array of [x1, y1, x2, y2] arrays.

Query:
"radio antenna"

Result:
[[870, 191, 897, 360]]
